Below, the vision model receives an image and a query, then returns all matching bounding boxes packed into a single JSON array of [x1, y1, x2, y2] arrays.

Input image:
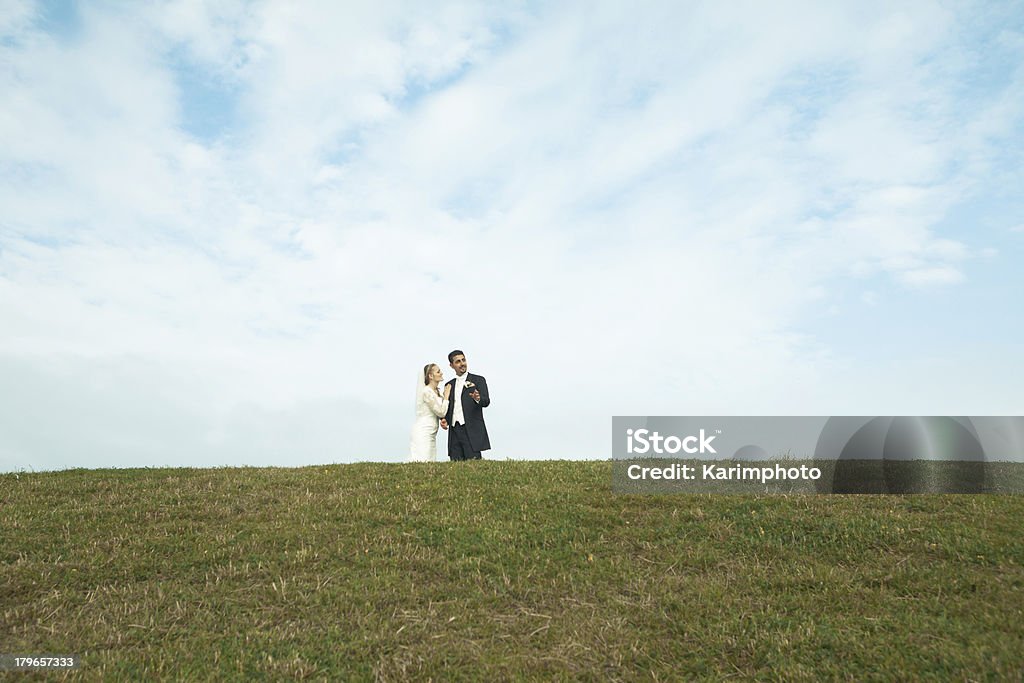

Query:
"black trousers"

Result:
[[449, 423, 482, 461]]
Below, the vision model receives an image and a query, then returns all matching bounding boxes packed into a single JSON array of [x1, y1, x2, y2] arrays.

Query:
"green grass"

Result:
[[2, 461, 1023, 680]]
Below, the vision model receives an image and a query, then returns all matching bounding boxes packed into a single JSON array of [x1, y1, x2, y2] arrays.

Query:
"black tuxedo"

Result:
[[444, 373, 491, 459]]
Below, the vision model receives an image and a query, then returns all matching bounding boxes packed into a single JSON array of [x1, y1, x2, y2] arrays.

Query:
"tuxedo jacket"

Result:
[[444, 373, 491, 452]]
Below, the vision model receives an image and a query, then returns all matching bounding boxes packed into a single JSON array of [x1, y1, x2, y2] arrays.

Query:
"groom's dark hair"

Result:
[[448, 349, 465, 363]]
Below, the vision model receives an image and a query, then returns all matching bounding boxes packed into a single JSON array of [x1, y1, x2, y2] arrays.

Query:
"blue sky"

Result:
[[1, 0, 1022, 472]]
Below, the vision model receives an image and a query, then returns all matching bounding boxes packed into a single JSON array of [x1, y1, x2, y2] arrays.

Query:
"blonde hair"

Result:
[[422, 364, 441, 395]]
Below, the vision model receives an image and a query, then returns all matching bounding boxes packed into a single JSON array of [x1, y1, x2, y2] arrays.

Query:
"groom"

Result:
[[440, 349, 491, 461]]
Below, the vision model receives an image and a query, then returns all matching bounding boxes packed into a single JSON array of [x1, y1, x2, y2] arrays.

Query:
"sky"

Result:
[[1, 0, 1023, 472]]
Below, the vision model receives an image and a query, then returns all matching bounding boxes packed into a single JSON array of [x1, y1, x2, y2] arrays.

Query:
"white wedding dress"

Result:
[[408, 385, 449, 461]]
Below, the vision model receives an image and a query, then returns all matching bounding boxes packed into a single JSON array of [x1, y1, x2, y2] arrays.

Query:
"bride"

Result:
[[408, 363, 452, 462]]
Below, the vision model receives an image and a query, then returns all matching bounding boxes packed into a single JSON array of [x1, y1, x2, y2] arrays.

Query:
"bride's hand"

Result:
[[443, 384, 452, 399]]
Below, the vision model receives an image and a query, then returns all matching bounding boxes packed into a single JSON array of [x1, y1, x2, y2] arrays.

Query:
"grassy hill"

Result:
[[2, 461, 1023, 680]]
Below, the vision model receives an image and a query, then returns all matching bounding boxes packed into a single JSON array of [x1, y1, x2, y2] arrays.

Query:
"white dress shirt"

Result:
[[452, 373, 468, 425]]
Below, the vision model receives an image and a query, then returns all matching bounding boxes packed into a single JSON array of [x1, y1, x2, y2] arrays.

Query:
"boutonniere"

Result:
[[464, 381, 476, 392]]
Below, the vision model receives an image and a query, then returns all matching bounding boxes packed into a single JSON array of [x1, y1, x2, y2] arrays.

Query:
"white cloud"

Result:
[[897, 265, 966, 288], [0, 0, 35, 35], [1, 0, 1023, 471]]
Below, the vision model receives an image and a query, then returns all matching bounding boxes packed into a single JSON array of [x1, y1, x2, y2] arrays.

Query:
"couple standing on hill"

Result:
[[408, 349, 491, 462]]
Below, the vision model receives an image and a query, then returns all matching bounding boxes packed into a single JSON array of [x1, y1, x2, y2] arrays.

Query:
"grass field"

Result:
[[2, 460, 1023, 680]]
